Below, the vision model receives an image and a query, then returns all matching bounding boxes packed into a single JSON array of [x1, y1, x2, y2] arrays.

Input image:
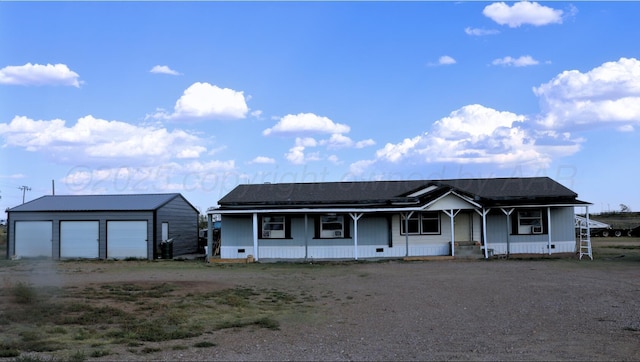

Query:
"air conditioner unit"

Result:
[[532, 225, 543, 234], [334, 230, 343, 237], [262, 230, 271, 238]]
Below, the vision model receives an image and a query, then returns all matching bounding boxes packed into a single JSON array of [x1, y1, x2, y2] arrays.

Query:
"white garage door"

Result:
[[60, 221, 99, 259], [15, 221, 52, 258], [107, 221, 148, 259]]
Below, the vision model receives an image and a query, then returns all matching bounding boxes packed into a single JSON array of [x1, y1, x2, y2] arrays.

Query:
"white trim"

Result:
[[407, 185, 438, 197], [350, 213, 363, 260], [252, 213, 258, 261], [420, 190, 481, 210]]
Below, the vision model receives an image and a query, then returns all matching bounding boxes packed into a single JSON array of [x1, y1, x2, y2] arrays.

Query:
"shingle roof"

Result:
[[218, 180, 429, 206], [9, 193, 187, 212], [217, 177, 583, 209]]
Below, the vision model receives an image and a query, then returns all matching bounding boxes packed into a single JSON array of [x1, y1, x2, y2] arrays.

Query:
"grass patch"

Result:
[[0, 273, 312, 360]]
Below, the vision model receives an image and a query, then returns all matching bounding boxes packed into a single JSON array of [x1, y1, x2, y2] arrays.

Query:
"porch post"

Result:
[[475, 208, 490, 259], [206, 213, 213, 262], [304, 214, 308, 261], [501, 208, 514, 257], [403, 211, 414, 257], [442, 209, 460, 257], [547, 207, 552, 255], [252, 213, 258, 261], [350, 213, 363, 260]]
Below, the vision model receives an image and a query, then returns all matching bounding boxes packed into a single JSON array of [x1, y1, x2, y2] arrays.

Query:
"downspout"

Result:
[[252, 213, 259, 261], [547, 207, 552, 255], [206, 213, 213, 262]]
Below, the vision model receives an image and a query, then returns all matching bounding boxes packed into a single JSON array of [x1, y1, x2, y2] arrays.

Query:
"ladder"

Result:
[[576, 217, 593, 260]]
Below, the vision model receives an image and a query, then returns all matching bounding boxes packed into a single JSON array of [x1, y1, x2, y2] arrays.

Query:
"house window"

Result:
[[401, 212, 440, 235], [261, 216, 286, 238], [320, 215, 345, 238], [517, 209, 543, 234]]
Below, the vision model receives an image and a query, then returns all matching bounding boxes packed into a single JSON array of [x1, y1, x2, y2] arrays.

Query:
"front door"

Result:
[[454, 212, 472, 243]]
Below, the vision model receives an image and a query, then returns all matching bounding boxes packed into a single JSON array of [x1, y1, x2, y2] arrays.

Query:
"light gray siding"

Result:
[[485, 206, 577, 254], [155, 196, 198, 256]]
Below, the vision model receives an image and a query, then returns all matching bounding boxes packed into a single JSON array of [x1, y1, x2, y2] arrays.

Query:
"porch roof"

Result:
[[214, 177, 585, 213]]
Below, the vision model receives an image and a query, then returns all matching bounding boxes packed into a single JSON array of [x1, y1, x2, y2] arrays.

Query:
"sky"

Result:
[[1, 1, 639, 216]]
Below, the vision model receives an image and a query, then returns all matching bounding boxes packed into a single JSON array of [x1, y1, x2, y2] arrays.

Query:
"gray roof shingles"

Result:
[[218, 177, 583, 209], [9, 193, 185, 212]]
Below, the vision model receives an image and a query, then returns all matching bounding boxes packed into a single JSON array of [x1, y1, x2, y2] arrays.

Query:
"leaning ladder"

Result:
[[578, 221, 593, 260]]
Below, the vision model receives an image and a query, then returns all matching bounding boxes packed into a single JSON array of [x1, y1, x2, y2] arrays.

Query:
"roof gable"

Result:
[[8, 193, 195, 212]]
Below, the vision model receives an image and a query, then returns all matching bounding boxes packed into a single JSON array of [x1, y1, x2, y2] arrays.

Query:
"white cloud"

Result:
[[154, 82, 249, 121], [439, 56, 456, 65], [427, 56, 457, 67], [321, 133, 376, 149], [533, 57, 640, 130], [250, 156, 276, 164], [464, 27, 500, 36], [492, 55, 540, 67], [0, 63, 81, 87], [284, 137, 321, 165], [150, 65, 181, 76], [483, 1, 563, 28], [263, 113, 350, 136], [367, 104, 582, 173], [61, 160, 236, 194], [0, 115, 208, 163]]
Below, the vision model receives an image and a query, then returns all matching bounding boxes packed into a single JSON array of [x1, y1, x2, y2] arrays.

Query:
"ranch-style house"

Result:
[[206, 177, 591, 261]]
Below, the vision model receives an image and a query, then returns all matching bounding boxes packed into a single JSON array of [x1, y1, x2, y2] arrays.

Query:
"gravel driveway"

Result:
[[4, 257, 640, 361]]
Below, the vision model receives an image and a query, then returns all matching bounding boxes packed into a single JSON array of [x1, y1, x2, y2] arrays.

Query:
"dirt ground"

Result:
[[2, 238, 640, 361]]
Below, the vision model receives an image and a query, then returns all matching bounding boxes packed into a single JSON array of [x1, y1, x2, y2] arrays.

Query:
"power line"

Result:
[[18, 185, 31, 204]]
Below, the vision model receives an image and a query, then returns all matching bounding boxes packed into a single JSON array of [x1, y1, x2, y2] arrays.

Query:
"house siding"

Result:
[[155, 196, 199, 257], [485, 206, 576, 255]]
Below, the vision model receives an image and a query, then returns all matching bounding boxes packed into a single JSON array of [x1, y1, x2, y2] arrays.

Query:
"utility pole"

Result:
[[19, 186, 31, 204]]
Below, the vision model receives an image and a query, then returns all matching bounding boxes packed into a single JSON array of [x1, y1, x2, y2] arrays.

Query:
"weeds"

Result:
[[1, 265, 314, 360], [11, 281, 38, 304]]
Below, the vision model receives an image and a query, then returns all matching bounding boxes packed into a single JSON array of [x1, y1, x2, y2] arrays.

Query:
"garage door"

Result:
[[15, 221, 52, 258], [60, 221, 99, 259], [107, 221, 148, 259]]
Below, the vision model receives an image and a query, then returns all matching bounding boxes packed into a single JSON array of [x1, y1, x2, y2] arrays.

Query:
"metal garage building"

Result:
[[6, 193, 199, 260]]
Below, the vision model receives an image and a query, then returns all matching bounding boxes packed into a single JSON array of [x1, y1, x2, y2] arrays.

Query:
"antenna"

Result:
[[19, 185, 31, 204]]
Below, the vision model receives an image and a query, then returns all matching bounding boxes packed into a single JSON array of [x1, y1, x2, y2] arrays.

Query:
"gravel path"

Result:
[[5, 258, 640, 361]]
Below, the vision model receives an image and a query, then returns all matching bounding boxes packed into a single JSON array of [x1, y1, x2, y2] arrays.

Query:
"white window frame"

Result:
[[261, 215, 286, 239], [320, 215, 345, 238], [401, 212, 440, 235], [517, 209, 543, 234]]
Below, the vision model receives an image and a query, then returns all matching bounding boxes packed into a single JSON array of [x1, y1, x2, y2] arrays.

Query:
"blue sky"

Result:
[[1, 1, 639, 215]]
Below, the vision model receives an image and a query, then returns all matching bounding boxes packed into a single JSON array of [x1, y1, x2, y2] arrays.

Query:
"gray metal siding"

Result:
[[352, 216, 389, 246], [221, 215, 254, 247], [222, 214, 390, 249], [155, 196, 198, 256], [486, 207, 576, 245], [8, 211, 154, 260]]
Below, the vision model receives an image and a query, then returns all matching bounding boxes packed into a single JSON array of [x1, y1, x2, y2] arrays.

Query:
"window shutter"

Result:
[[511, 212, 518, 235], [258, 215, 263, 238]]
